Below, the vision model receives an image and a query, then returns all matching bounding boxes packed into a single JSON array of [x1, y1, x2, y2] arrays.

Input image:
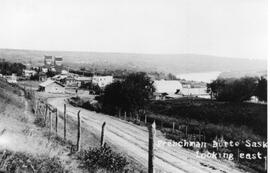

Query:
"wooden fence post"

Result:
[[77, 110, 81, 152], [35, 100, 38, 115], [45, 104, 48, 124], [185, 125, 188, 137], [64, 104, 67, 141], [148, 121, 156, 173], [172, 122, 175, 132], [55, 109, 58, 134], [124, 112, 127, 121], [100, 122, 106, 147], [49, 111, 52, 137], [145, 115, 147, 124]]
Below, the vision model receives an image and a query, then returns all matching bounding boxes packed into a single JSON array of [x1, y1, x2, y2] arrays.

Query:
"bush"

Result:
[[34, 116, 46, 127], [78, 145, 129, 172]]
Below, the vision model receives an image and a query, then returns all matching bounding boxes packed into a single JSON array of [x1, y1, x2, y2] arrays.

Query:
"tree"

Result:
[[167, 73, 177, 80], [255, 77, 267, 102], [46, 69, 56, 77], [102, 81, 124, 114], [0, 62, 26, 76], [102, 72, 155, 115], [207, 77, 258, 102]]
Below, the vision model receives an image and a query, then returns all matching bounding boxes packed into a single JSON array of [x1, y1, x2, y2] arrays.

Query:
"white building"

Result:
[[153, 80, 183, 100], [23, 69, 37, 78], [7, 74, 17, 84], [92, 75, 113, 88], [154, 80, 183, 94], [38, 79, 65, 93]]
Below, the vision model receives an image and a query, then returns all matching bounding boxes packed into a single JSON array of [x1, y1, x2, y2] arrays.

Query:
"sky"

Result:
[[0, 0, 268, 59]]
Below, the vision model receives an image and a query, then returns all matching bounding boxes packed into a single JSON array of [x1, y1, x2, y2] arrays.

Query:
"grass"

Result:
[[149, 97, 267, 137], [0, 150, 63, 173], [148, 97, 267, 173]]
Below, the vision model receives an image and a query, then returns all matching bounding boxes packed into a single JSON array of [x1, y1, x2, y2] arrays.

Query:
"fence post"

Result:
[[124, 112, 127, 121], [55, 109, 58, 134], [100, 122, 106, 147], [185, 125, 188, 137], [45, 104, 48, 124], [49, 111, 52, 137], [148, 121, 156, 173], [35, 100, 39, 115], [64, 104, 67, 141], [145, 115, 147, 124], [77, 110, 81, 152], [172, 122, 175, 132]]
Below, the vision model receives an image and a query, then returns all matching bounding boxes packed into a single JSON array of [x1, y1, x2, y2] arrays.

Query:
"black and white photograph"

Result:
[[0, 0, 268, 172]]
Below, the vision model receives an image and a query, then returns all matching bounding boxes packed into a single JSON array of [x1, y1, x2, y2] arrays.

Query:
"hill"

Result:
[[0, 48, 266, 74]]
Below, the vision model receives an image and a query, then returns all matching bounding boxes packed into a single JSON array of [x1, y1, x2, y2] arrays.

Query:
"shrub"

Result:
[[34, 116, 46, 127], [78, 145, 129, 172]]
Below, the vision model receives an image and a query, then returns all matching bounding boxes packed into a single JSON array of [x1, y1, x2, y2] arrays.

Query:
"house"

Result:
[[6, 74, 17, 84], [75, 76, 92, 87], [23, 69, 37, 78], [153, 80, 183, 100], [92, 75, 113, 88], [38, 79, 65, 93], [41, 67, 49, 73]]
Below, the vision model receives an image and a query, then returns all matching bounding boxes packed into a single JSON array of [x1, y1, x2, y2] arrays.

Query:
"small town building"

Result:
[[75, 76, 92, 87], [6, 74, 17, 84], [153, 80, 183, 100], [92, 75, 113, 88], [23, 69, 37, 78], [38, 79, 65, 93]]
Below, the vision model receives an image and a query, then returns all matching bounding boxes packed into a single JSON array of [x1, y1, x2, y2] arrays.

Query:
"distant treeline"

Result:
[[70, 67, 177, 80], [0, 62, 26, 76], [207, 76, 267, 102]]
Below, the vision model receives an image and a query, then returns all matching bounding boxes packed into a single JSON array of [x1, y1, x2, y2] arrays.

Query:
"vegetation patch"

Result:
[[0, 150, 64, 173], [78, 145, 129, 173]]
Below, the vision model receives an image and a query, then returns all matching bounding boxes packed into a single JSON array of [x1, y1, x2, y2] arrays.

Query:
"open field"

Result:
[[149, 98, 267, 138]]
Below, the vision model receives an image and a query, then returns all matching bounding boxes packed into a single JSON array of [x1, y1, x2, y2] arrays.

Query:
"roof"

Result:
[[75, 76, 92, 81], [39, 79, 65, 87], [154, 80, 183, 94]]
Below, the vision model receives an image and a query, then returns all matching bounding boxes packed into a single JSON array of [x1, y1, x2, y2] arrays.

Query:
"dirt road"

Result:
[[48, 97, 247, 173]]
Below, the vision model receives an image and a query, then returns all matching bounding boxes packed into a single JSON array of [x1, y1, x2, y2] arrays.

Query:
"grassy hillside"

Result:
[[0, 80, 143, 172]]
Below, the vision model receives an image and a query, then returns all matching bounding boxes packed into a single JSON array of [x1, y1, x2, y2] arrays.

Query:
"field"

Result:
[[148, 98, 267, 172], [149, 98, 267, 138]]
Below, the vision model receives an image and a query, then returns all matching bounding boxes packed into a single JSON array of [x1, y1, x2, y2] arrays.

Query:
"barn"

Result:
[[38, 79, 65, 93], [153, 80, 183, 100]]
